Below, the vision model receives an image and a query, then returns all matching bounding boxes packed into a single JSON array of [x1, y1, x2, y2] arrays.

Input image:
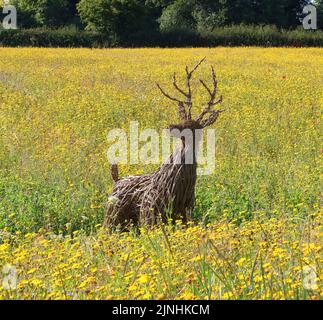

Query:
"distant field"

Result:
[[0, 48, 322, 299]]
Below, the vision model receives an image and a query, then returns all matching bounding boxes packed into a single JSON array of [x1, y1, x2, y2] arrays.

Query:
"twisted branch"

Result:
[[156, 57, 206, 121]]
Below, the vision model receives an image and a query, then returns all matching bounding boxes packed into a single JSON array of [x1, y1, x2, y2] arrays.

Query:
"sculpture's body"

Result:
[[105, 58, 223, 228]]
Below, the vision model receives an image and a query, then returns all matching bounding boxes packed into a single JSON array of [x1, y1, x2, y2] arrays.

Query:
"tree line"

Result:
[[3, 0, 322, 39]]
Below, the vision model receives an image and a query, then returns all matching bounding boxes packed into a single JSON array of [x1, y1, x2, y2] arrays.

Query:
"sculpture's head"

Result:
[[157, 57, 224, 141], [168, 120, 202, 139]]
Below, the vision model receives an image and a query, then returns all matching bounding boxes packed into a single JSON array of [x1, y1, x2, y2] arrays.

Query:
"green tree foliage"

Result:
[[156, 0, 316, 33], [315, 0, 323, 29], [2, 0, 321, 35], [10, 0, 72, 28], [159, 0, 196, 31], [158, 0, 228, 32], [77, 0, 155, 39]]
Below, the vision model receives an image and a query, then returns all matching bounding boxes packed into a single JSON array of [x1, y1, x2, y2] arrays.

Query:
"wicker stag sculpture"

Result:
[[105, 58, 223, 228]]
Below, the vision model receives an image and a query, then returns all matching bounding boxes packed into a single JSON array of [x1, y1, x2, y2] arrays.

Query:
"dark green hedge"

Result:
[[0, 28, 113, 47], [0, 26, 322, 48], [128, 27, 323, 47]]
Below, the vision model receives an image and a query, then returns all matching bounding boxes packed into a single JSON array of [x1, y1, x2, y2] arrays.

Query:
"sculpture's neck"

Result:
[[158, 131, 202, 168]]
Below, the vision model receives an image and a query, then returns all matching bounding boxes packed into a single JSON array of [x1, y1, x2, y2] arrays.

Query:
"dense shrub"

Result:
[[0, 28, 114, 47], [129, 25, 323, 47], [0, 25, 322, 47]]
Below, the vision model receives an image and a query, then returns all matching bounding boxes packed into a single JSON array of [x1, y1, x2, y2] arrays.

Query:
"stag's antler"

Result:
[[157, 58, 223, 127], [156, 57, 206, 121], [196, 66, 223, 128]]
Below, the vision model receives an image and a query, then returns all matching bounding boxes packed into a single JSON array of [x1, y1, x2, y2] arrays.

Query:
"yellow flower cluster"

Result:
[[0, 214, 321, 300]]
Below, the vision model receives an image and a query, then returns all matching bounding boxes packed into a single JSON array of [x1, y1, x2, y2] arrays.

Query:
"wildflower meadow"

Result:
[[0, 47, 321, 300]]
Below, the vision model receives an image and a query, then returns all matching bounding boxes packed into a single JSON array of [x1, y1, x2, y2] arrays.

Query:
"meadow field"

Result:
[[0, 47, 322, 300]]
